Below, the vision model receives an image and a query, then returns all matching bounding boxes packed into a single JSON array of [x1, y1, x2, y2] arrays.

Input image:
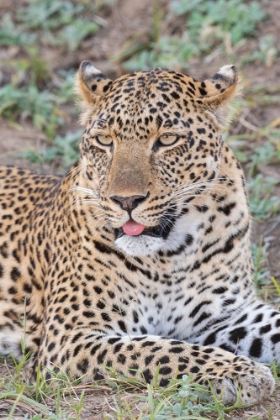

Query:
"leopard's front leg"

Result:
[[38, 330, 274, 405]]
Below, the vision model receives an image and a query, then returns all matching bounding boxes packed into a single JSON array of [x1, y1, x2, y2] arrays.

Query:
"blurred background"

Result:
[[0, 0, 279, 290]]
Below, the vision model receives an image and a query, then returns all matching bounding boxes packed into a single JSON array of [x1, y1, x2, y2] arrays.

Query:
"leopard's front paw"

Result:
[[211, 358, 275, 405]]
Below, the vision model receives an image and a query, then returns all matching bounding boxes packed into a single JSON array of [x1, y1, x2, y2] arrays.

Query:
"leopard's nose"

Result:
[[110, 194, 147, 212]]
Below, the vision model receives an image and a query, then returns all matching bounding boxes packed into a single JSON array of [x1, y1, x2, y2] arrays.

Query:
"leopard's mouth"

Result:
[[115, 211, 176, 241]]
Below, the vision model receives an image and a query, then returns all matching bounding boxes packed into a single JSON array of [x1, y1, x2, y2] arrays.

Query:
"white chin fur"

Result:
[[115, 213, 200, 257], [115, 235, 164, 257]]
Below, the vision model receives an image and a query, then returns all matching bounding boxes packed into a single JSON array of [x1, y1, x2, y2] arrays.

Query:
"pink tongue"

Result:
[[122, 219, 145, 236]]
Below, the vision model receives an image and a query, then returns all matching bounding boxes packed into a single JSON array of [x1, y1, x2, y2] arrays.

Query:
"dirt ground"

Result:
[[0, 0, 280, 418]]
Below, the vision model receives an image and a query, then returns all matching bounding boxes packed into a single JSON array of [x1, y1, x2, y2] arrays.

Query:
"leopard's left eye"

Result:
[[157, 134, 179, 146]]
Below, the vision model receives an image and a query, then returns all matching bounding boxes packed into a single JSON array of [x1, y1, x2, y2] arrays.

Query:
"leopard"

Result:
[[0, 61, 279, 405]]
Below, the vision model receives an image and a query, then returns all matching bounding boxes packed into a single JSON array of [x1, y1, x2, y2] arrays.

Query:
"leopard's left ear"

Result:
[[198, 65, 241, 127], [75, 61, 113, 105]]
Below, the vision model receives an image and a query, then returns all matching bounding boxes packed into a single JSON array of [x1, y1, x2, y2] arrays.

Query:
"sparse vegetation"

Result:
[[0, 0, 279, 418], [123, 0, 267, 71], [22, 129, 82, 168]]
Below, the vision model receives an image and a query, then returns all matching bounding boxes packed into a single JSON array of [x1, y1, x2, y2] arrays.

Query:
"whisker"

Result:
[[70, 184, 99, 197]]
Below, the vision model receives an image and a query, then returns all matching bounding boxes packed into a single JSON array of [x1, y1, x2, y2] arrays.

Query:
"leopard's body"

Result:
[[0, 62, 279, 404]]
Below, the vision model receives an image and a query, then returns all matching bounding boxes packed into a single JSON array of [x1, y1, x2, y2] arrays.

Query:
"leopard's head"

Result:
[[75, 61, 240, 257]]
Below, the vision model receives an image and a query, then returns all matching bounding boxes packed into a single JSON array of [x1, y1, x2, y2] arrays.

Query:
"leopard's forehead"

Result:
[[106, 68, 199, 99], [91, 68, 204, 136]]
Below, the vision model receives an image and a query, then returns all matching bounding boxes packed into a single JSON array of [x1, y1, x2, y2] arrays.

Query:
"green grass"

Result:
[[0, 67, 77, 145], [0, 0, 100, 51], [252, 236, 271, 289], [1, 356, 279, 418], [170, 0, 266, 43], [248, 175, 280, 220], [0, 359, 261, 419], [0, 14, 37, 46], [17, 0, 85, 31], [22, 129, 82, 169], [0, 83, 62, 136], [122, 0, 267, 71]]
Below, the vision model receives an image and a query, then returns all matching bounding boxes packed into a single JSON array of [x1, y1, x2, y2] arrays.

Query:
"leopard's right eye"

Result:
[[158, 134, 178, 146], [96, 135, 113, 147]]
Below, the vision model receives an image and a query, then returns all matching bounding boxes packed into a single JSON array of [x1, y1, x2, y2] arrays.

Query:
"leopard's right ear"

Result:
[[75, 61, 113, 105]]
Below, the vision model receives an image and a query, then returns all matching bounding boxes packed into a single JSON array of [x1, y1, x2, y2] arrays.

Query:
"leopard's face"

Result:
[[76, 63, 239, 256]]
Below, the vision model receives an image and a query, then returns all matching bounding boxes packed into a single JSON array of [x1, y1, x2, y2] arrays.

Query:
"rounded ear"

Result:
[[198, 65, 241, 127], [75, 61, 113, 105]]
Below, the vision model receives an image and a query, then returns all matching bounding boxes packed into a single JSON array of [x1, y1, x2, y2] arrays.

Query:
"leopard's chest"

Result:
[[122, 273, 218, 340], [117, 258, 249, 340]]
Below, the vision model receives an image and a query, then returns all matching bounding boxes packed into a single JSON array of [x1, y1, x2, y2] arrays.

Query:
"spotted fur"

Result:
[[0, 62, 279, 405]]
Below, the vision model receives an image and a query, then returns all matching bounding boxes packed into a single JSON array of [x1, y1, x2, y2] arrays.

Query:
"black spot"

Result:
[[171, 91, 180, 99], [235, 314, 247, 324], [11, 267, 21, 281], [140, 326, 147, 334], [185, 234, 193, 245], [129, 363, 139, 375], [101, 312, 111, 322], [113, 343, 123, 353], [212, 287, 228, 294], [145, 355, 155, 364], [23, 283, 32, 294], [259, 324, 271, 334], [133, 310, 139, 323], [117, 354, 126, 364], [159, 378, 170, 387], [190, 366, 199, 374], [93, 368, 104, 381], [217, 202, 236, 216], [97, 349, 108, 364], [229, 327, 247, 343], [44, 249, 49, 264], [178, 364, 187, 372], [159, 366, 172, 375], [94, 286, 103, 295], [74, 344, 82, 357], [189, 300, 211, 318], [203, 332, 216, 346], [8, 286, 17, 294], [90, 343, 102, 355], [141, 341, 156, 347], [71, 332, 83, 343], [195, 205, 209, 213], [169, 346, 184, 353], [108, 337, 121, 345], [158, 355, 170, 364], [77, 358, 89, 374], [222, 299, 236, 307], [249, 338, 262, 358], [118, 320, 127, 333], [193, 312, 211, 326], [253, 314, 263, 323], [271, 334, 280, 344], [197, 128, 206, 134], [48, 342, 55, 352], [143, 369, 153, 383]]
